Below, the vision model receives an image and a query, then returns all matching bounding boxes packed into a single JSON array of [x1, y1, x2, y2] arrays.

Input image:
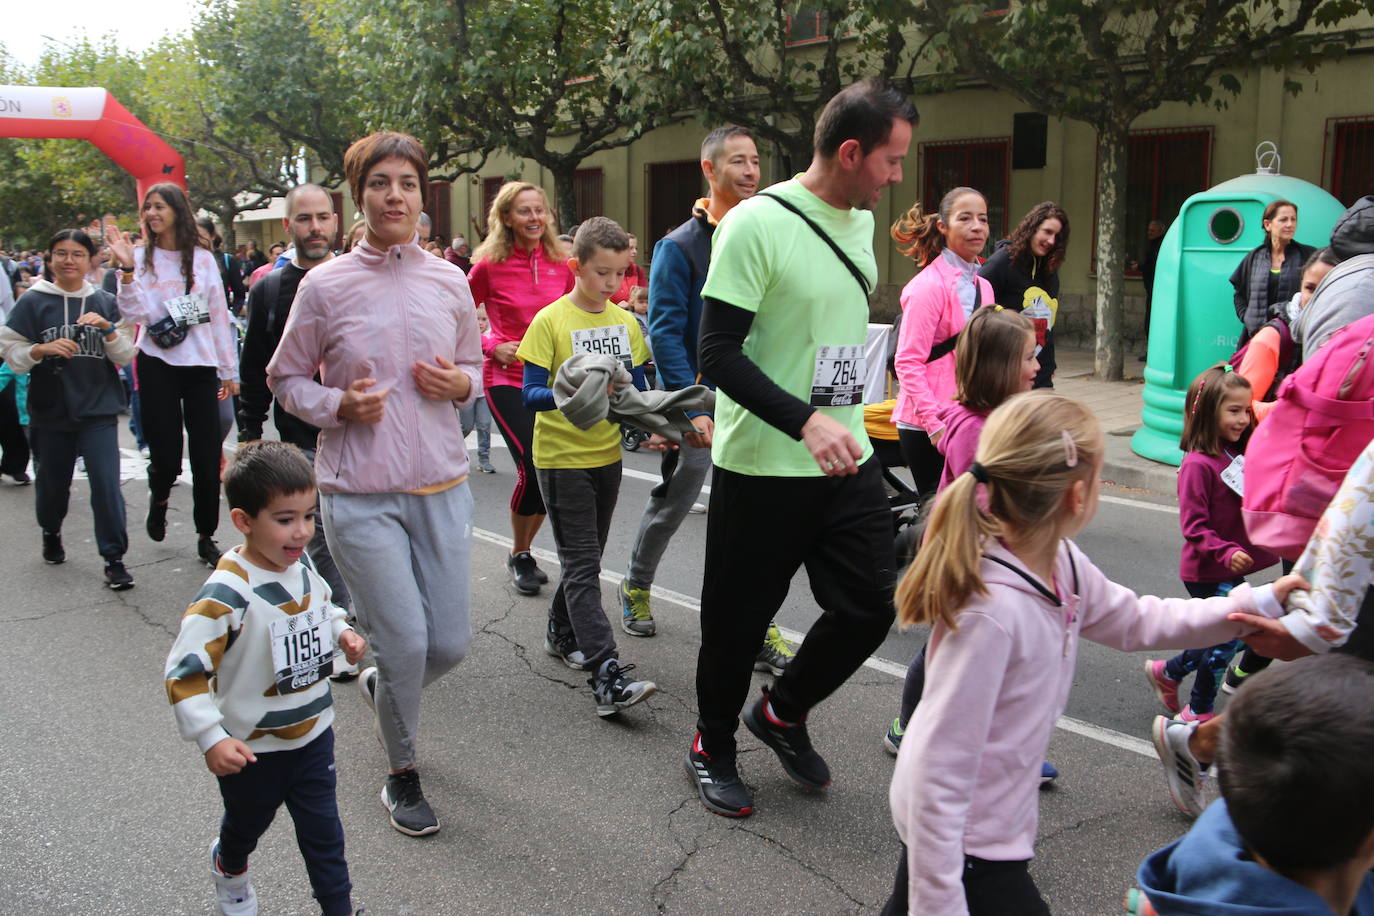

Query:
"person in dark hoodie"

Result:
[[978, 201, 1069, 389], [1136, 654, 1374, 916], [0, 229, 137, 589]]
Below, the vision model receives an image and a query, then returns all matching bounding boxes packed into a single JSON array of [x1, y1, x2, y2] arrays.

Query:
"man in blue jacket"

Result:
[[617, 126, 792, 671]]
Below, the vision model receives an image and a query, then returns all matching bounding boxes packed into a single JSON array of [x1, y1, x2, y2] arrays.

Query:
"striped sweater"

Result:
[[164, 547, 353, 754]]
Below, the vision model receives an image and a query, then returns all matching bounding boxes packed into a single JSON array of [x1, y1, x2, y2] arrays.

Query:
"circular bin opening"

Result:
[[1209, 207, 1244, 244]]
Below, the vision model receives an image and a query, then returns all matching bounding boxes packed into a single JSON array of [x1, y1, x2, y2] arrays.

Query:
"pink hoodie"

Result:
[[889, 539, 1282, 915], [467, 245, 573, 389], [892, 255, 994, 433], [267, 236, 482, 494]]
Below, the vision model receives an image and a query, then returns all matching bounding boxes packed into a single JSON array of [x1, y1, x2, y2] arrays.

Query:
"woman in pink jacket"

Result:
[[467, 182, 573, 596], [268, 132, 482, 839], [889, 187, 992, 501]]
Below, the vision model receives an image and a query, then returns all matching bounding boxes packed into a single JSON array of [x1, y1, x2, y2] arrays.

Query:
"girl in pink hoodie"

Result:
[[883, 392, 1307, 916]]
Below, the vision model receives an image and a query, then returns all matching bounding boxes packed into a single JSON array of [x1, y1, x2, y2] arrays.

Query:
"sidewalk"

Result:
[[1054, 348, 1177, 496]]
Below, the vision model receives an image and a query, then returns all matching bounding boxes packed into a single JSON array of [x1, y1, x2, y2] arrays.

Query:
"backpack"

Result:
[[1242, 311, 1374, 560], [1227, 315, 1298, 401]]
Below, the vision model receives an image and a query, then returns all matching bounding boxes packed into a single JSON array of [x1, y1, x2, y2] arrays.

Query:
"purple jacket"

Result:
[[1178, 450, 1279, 582]]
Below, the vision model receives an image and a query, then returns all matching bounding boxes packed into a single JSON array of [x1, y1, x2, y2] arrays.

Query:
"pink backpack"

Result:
[[1243, 311, 1374, 559]]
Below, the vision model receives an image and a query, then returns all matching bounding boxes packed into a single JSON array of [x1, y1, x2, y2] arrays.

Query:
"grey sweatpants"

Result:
[[538, 463, 621, 669], [321, 483, 473, 771], [625, 442, 710, 589]]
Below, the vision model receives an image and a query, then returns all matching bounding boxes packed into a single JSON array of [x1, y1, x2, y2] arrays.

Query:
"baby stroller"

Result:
[[865, 399, 926, 568]]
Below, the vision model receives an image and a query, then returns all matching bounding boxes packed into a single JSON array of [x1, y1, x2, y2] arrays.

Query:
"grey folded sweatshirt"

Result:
[[553, 352, 715, 443]]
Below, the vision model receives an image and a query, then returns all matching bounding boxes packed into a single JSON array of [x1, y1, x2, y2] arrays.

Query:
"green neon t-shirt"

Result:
[[700, 177, 876, 477]]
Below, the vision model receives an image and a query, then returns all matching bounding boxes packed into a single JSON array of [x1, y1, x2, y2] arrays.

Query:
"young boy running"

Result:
[[164, 441, 366, 916], [517, 216, 658, 716]]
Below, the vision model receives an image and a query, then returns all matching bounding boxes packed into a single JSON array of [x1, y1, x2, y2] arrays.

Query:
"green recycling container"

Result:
[[1130, 170, 1344, 466]]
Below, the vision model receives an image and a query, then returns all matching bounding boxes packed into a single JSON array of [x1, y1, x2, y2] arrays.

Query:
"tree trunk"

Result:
[[550, 162, 578, 236], [1092, 121, 1129, 381]]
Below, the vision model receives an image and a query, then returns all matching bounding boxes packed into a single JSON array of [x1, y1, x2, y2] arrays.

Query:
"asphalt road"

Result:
[[0, 428, 1276, 915]]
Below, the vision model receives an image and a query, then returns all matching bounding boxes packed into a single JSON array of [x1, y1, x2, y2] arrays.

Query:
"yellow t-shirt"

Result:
[[516, 296, 650, 469]]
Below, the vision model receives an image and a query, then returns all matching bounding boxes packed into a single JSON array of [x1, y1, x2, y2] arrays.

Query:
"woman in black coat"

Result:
[[978, 201, 1069, 389], [1229, 199, 1314, 342]]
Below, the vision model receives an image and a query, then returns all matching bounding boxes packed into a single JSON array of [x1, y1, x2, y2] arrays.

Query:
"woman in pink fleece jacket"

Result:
[[467, 182, 573, 596], [882, 392, 1307, 916], [268, 132, 482, 839], [889, 188, 993, 502]]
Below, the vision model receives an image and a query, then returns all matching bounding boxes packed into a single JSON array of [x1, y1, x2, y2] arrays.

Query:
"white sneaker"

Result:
[[209, 840, 257, 915], [1150, 715, 1207, 818], [688, 502, 707, 514], [330, 656, 360, 681]]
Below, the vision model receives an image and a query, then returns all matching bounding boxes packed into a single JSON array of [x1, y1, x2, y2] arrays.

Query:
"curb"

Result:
[[1101, 432, 1178, 496]]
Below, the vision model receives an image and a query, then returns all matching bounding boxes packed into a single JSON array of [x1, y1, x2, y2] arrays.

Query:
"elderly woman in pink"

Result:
[[890, 187, 993, 502], [268, 131, 482, 839]]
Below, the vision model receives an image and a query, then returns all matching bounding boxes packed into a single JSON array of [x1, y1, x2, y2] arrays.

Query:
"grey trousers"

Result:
[[538, 463, 621, 669], [301, 447, 349, 610], [321, 483, 473, 771], [626, 442, 710, 589]]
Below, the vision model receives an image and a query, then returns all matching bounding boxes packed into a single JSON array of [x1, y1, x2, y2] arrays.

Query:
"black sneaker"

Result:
[[532, 560, 549, 584], [685, 732, 754, 818], [42, 531, 65, 564], [507, 551, 541, 595], [9, 471, 31, 485], [380, 769, 440, 836], [197, 537, 223, 568], [742, 688, 831, 789], [588, 657, 656, 717], [544, 619, 588, 670], [104, 561, 134, 590], [146, 500, 167, 542]]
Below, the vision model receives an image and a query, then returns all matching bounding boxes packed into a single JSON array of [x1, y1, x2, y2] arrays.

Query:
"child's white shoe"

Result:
[[209, 840, 258, 916]]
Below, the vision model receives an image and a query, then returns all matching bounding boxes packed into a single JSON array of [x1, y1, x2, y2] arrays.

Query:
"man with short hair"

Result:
[[684, 80, 917, 818], [618, 127, 793, 673], [236, 183, 353, 621]]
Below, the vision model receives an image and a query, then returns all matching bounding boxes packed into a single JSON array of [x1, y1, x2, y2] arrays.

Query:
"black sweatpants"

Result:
[[216, 728, 352, 916], [695, 458, 896, 757], [897, 427, 943, 504], [880, 843, 1050, 915], [31, 422, 127, 561], [136, 352, 222, 536], [539, 463, 622, 669], [0, 382, 30, 476]]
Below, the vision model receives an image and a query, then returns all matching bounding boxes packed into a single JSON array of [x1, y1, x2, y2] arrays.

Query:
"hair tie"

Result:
[[1061, 430, 1079, 468], [969, 461, 989, 484]]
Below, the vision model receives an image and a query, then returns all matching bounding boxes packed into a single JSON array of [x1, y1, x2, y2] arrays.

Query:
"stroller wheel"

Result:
[[621, 424, 645, 452]]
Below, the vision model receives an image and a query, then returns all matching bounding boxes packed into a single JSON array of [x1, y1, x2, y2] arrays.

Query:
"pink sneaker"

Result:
[[1176, 705, 1216, 724], [1143, 660, 1182, 714]]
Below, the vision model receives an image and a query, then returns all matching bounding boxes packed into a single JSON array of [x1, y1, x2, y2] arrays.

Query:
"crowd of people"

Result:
[[3, 76, 1373, 916]]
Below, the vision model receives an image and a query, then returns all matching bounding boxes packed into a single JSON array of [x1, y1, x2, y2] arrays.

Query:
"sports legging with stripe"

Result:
[[485, 384, 545, 516]]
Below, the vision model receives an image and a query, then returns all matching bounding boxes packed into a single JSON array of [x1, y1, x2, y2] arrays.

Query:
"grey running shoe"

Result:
[[753, 622, 795, 676], [588, 657, 656, 717], [544, 619, 588, 670], [620, 579, 656, 636]]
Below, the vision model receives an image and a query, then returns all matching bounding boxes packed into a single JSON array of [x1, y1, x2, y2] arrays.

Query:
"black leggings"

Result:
[[136, 351, 222, 537], [486, 384, 545, 517], [881, 844, 1050, 915], [897, 427, 943, 503], [0, 382, 30, 476]]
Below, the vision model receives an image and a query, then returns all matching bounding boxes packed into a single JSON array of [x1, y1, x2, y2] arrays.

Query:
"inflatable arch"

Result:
[[0, 84, 185, 203]]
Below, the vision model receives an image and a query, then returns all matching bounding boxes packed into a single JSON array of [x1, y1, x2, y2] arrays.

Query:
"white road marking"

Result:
[[1099, 493, 1177, 515], [471, 525, 1156, 759]]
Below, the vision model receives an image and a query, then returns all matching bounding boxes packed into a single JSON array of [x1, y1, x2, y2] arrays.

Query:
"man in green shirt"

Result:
[[685, 79, 918, 818]]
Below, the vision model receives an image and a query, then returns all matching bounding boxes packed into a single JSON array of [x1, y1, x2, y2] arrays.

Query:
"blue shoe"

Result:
[[883, 717, 904, 756], [1040, 761, 1059, 787]]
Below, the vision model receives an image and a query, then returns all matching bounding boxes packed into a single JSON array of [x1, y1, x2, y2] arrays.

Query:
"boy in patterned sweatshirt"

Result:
[[165, 441, 366, 916]]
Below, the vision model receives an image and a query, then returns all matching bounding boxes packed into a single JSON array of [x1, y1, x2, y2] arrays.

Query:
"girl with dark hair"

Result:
[[468, 181, 574, 595], [978, 201, 1069, 389], [889, 187, 993, 500], [107, 182, 240, 567], [1230, 199, 1315, 341], [0, 229, 137, 587]]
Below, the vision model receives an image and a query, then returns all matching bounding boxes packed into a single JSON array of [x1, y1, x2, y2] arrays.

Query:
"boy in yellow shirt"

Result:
[[516, 217, 658, 716]]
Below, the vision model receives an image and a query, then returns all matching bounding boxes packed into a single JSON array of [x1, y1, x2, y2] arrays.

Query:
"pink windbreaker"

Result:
[[889, 539, 1282, 915], [891, 256, 994, 433], [467, 245, 573, 389], [266, 236, 482, 495]]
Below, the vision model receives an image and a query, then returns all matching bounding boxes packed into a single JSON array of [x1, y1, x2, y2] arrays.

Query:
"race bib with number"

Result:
[[164, 292, 211, 328], [810, 345, 865, 407], [1220, 453, 1245, 497], [570, 324, 633, 369], [268, 606, 335, 694]]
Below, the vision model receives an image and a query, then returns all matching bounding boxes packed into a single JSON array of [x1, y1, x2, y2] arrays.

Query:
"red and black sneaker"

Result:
[[743, 687, 832, 789], [685, 732, 754, 818]]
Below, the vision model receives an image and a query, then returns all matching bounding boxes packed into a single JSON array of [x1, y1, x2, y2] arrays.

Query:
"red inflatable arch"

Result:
[[0, 84, 186, 203]]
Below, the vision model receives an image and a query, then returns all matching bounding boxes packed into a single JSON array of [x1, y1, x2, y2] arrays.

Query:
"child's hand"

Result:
[[1227, 612, 1313, 661], [643, 433, 677, 452], [1228, 550, 1254, 573], [339, 629, 367, 665], [205, 737, 257, 776], [1269, 572, 1311, 605]]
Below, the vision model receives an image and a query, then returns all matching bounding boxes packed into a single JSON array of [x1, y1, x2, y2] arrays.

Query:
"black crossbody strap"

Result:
[[757, 192, 871, 300], [926, 279, 980, 363]]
